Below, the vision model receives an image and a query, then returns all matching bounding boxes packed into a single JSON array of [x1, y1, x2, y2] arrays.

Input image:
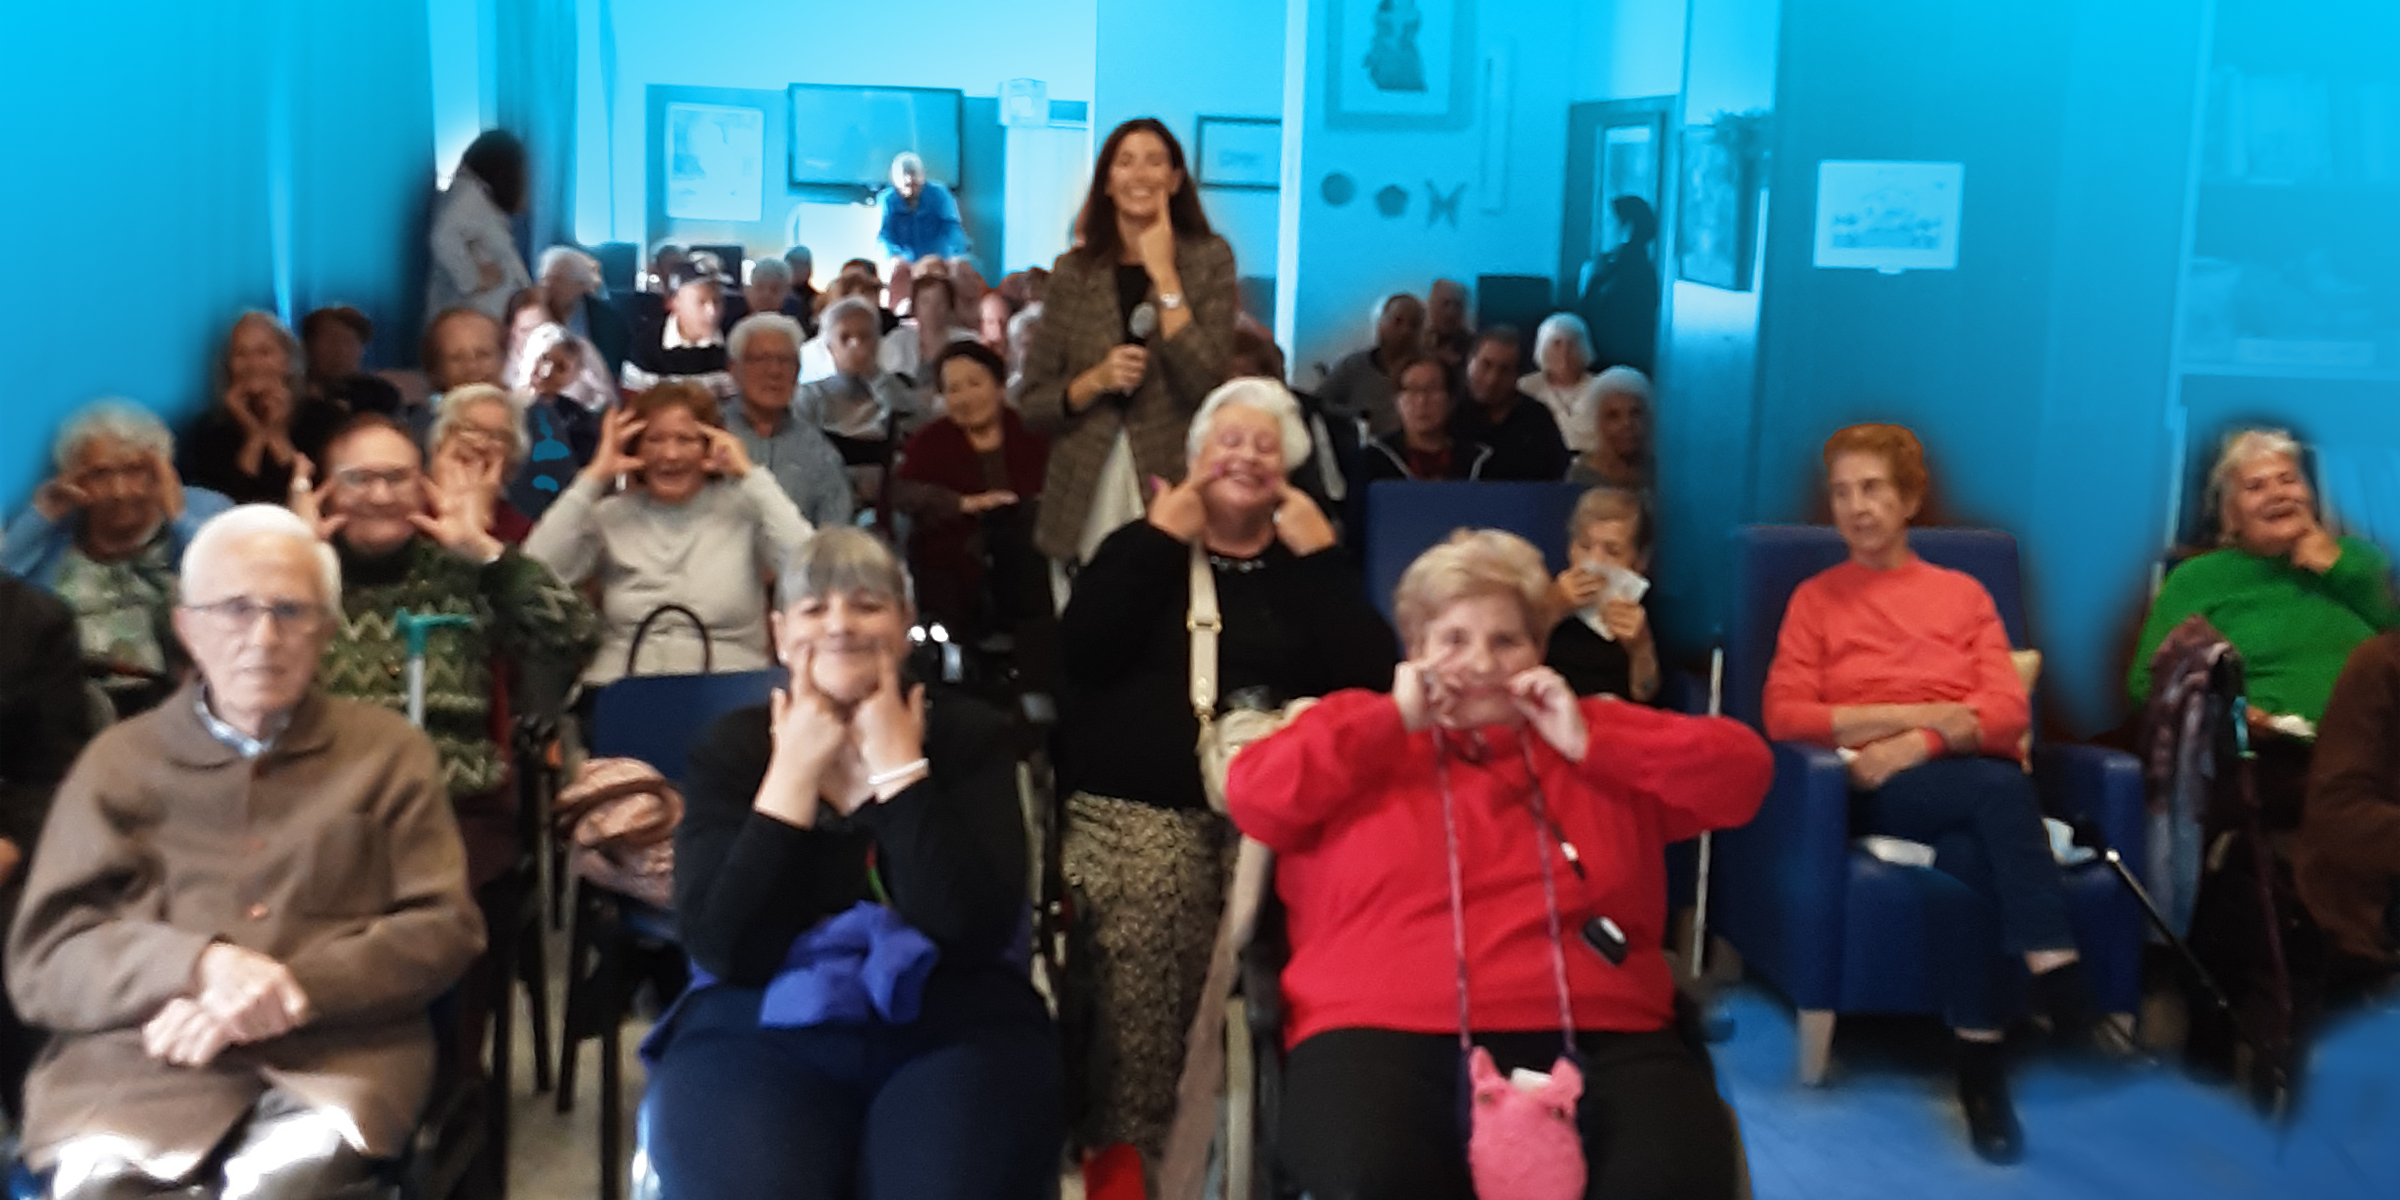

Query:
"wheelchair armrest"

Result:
[[2031, 742, 2147, 866]]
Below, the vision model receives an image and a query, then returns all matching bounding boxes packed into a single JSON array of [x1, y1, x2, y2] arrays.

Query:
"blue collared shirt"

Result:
[[195, 688, 291, 759], [876, 181, 967, 261]]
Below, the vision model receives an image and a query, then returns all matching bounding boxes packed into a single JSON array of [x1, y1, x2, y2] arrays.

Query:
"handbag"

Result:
[[1189, 541, 1314, 813], [1437, 736, 1589, 1200]]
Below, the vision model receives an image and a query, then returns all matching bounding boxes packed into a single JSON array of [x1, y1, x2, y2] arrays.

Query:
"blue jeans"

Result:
[[1859, 757, 2079, 1031], [646, 986, 1062, 1200]]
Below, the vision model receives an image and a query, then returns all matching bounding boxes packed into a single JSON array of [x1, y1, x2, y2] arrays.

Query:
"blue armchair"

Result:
[[1712, 526, 2147, 1083]]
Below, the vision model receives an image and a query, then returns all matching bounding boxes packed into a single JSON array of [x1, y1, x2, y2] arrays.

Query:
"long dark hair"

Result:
[[459, 130, 528, 214], [1072, 118, 1211, 264]]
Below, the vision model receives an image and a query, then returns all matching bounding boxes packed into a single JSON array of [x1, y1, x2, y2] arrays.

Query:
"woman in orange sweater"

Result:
[[1763, 423, 2094, 1166]]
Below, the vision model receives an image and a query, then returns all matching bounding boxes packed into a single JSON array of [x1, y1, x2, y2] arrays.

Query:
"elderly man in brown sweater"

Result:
[[2300, 628, 2400, 986], [6, 504, 484, 1199]]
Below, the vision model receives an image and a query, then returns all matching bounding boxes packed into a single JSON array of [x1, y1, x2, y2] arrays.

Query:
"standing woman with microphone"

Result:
[[1017, 117, 1239, 593]]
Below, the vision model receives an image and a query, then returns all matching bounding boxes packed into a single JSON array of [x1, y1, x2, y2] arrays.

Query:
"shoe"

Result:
[[2033, 960, 2102, 1053], [1957, 1041, 2025, 1164]]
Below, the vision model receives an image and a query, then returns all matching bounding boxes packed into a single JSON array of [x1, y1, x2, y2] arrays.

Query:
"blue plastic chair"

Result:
[[1360, 480, 1589, 620], [564, 666, 782, 1200], [1710, 526, 2147, 1083]]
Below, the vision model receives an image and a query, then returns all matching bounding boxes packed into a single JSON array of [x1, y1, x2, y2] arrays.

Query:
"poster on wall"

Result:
[[1325, 0, 1478, 131], [1812, 160, 1964, 273], [665, 102, 765, 223]]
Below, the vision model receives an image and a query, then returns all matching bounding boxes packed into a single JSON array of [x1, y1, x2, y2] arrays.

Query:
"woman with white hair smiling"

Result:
[[1055, 378, 1397, 1178], [2131, 427, 2400, 730], [1521, 312, 1607, 454]]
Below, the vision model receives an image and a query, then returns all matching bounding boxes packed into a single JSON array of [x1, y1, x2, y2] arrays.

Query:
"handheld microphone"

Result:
[[1106, 301, 1159, 408]]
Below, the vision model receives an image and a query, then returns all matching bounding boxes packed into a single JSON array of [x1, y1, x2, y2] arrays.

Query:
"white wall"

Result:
[[592, 0, 1099, 268], [1573, 0, 1689, 102], [1279, 0, 1582, 379], [1094, 0, 1289, 295]]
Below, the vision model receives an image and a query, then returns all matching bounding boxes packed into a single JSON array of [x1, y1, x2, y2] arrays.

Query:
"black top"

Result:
[[1545, 616, 1636, 701], [0, 575, 93, 850], [317, 372, 405, 418], [178, 399, 347, 505], [1450, 392, 1571, 482], [1114, 263, 1153, 338], [625, 313, 730, 381], [674, 685, 1044, 1025], [1058, 521, 1399, 810]]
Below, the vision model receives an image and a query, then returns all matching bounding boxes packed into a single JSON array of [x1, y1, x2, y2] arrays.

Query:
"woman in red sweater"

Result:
[[1229, 530, 1770, 1200], [1763, 423, 2096, 1165]]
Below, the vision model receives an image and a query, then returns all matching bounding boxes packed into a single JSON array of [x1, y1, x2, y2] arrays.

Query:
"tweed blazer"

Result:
[[1015, 233, 1237, 561], [5, 685, 484, 1175]]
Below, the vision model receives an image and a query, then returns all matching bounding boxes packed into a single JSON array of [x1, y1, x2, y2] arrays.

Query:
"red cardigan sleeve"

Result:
[[1571, 701, 1772, 843], [1762, 580, 1836, 744], [1227, 689, 1412, 853], [1958, 579, 2032, 756]]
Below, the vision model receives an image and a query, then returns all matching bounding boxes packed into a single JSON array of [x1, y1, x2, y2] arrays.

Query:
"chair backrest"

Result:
[[1362, 481, 1589, 620], [588, 668, 783, 787], [1722, 525, 2028, 730], [593, 242, 639, 293]]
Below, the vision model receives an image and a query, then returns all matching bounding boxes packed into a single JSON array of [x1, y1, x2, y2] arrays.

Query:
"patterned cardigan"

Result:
[[1014, 232, 1238, 561]]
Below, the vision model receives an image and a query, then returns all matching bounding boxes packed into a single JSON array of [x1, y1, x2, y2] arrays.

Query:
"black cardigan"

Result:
[[1057, 521, 1399, 810], [0, 576, 92, 852], [673, 684, 1042, 1023]]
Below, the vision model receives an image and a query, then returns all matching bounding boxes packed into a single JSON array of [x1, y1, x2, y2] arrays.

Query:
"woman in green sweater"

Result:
[[2130, 429, 2400, 728]]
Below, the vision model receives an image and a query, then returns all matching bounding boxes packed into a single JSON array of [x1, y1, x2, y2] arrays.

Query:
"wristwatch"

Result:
[[1157, 291, 1186, 311]]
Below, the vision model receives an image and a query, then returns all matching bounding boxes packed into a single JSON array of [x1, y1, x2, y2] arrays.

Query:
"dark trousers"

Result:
[[645, 987, 1063, 1200], [1280, 1027, 1737, 1200], [1858, 757, 2079, 1031]]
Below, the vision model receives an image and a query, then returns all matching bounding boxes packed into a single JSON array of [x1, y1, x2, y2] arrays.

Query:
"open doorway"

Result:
[[1559, 95, 1675, 376]]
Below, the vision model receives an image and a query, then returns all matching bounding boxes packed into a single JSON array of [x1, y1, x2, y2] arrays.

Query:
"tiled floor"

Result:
[[501, 924, 645, 1200]]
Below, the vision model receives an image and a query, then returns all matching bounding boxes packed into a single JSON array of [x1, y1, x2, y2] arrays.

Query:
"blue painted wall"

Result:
[[0, 2, 436, 514]]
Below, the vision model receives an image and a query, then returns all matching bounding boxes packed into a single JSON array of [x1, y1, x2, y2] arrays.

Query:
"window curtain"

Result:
[[495, 0, 578, 260]]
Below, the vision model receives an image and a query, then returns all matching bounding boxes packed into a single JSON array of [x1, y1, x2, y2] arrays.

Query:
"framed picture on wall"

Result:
[[1196, 116, 1282, 190], [1811, 160, 1965, 272], [1675, 123, 1761, 291], [665, 102, 764, 223], [1325, 0, 1479, 130]]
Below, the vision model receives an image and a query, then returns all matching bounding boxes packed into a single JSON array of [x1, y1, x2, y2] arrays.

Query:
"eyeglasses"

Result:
[[181, 597, 328, 634], [740, 352, 800, 369], [333, 466, 419, 491]]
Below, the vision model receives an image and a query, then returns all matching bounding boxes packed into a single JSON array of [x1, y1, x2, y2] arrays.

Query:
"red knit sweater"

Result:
[[1227, 690, 1771, 1048], [1760, 555, 2029, 755]]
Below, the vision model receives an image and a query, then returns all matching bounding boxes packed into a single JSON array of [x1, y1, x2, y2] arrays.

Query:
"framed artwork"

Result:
[[1325, 0, 1479, 131], [1812, 160, 1965, 272], [1196, 116, 1282, 190], [1675, 123, 1761, 291], [1595, 116, 1665, 257], [664, 102, 764, 222]]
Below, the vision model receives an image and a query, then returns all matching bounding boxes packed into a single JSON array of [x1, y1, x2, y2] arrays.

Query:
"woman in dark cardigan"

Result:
[[1016, 117, 1238, 574], [893, 341, 1050, 641], [1056, 378, 1397, 1181], [646, 528, 1060, 1200]]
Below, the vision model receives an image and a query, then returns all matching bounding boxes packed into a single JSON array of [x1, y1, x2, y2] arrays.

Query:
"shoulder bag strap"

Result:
[[1436, 735, 1579, 1059], [1187, 540, 1220, 724]]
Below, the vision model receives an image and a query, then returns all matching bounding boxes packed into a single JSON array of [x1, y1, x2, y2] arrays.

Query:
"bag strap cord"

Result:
[[1435, 733, 1578, 1059], [626, 603, 713, 676], [1187, 541, 1221, 724]]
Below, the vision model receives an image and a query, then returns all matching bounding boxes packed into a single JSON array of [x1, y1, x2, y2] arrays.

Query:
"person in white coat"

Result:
[[427, 130, 533, 321]]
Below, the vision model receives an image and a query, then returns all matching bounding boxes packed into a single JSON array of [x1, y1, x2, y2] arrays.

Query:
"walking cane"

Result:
[[397, 610, 476, 728], [1689, 646, 1725, 978]]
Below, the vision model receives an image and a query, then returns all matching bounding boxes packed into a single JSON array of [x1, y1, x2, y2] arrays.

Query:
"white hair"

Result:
[[431, 383, 526, 468], [1186, 377, 1312, 476], [506, 321, 575, 392], [182, 505, 341, 609], [1594, 365, 1652, 405], [537, 246, 601, 292], [746, 256, 791, 286], [891, 152, 925, 181], [820, 296, 882, 341], [2209, 428, 2312, 539], [54, 400, 173, 471], [729, 312, 808, 362], [1535, 313, 1595, 368]]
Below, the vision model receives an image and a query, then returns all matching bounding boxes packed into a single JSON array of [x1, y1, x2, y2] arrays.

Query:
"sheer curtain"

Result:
[[495, 0, 579, 259]]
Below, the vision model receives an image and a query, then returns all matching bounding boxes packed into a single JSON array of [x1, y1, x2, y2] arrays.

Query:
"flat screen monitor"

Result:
[[788, 84, 964, 190]]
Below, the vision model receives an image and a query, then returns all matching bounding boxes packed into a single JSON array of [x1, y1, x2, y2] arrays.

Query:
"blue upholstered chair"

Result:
[[1361, 480, 1589, 620], [1712, 525, 2148, 1083]]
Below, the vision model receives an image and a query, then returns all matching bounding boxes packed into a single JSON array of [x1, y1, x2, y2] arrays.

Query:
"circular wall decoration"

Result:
[[1320, 172, 1357, 207], [1375, 184, 1410, 219]]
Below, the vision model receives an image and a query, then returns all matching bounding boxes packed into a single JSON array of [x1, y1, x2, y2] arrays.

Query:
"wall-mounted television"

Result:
[[788, 84, 964, 191]]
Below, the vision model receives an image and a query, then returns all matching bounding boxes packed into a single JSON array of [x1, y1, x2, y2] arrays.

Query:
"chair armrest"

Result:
[[1657, 669, 1712, 716], [1711, 741, 1854, 1007], [2031, 743, 2146, 867]]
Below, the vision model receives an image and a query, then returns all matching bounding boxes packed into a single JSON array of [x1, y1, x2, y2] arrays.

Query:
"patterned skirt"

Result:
[[1060, 791, 1232, 1173]]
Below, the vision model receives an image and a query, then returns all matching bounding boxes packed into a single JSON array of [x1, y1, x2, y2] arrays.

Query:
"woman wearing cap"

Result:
[[1055, 378, 1395, 1182], [1227, 528, 1768, 1200]]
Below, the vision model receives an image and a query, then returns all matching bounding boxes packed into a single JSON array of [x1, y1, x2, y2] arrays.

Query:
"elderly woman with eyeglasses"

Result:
[[524, 380, 812, 687], [2131, 428, 2400, 733], [1227, 529, 1768, 1200], [179, 312, 348, 505], [1055, 378, 1396, 1178]]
